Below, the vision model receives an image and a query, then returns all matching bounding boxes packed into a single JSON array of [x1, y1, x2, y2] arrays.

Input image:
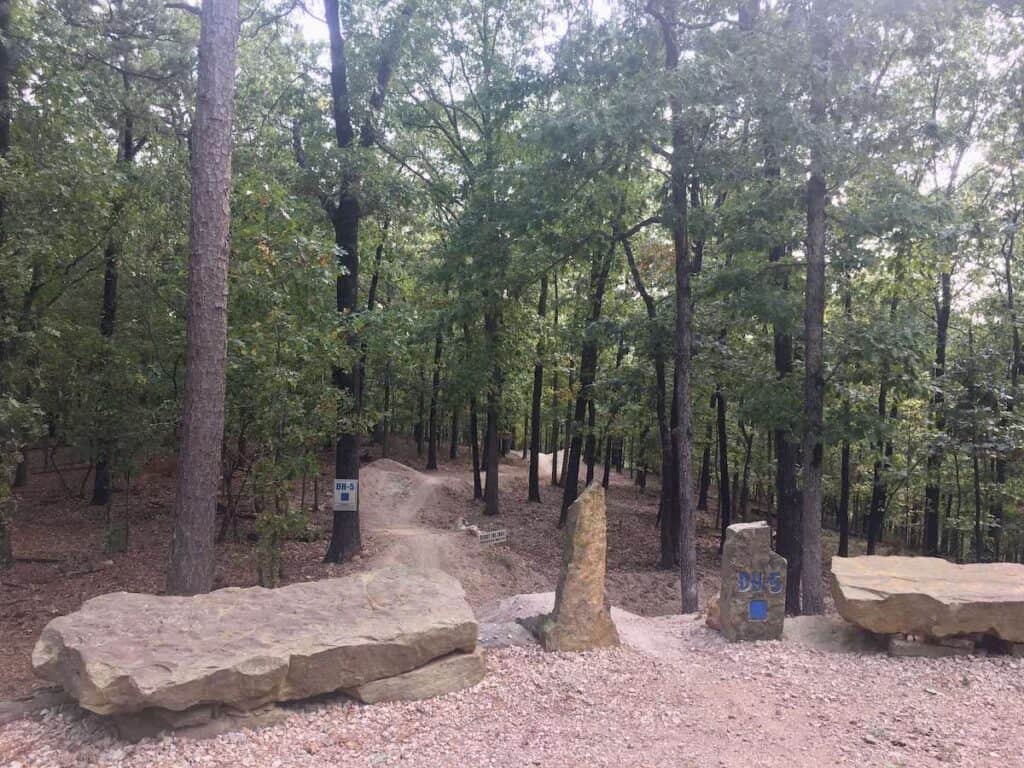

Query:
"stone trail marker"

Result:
[[720, 521, 787, 642], [537, 483, 620, 652]]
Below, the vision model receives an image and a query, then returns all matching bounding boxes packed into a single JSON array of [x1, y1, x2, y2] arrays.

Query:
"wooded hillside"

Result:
[[2, 0, 1024, 617]]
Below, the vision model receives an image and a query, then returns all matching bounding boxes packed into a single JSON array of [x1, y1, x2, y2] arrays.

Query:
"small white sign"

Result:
[[479, 528, 508, 546], [333, 479, 358, 512]]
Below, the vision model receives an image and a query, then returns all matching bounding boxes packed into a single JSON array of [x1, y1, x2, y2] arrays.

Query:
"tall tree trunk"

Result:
[[0, 0, 11, 568], [484, 311, 501, 516], [798, 0, 828, 615], [415, 363, 425, 456], [470, 395, 482, 500], [973, 450, 983, 562], [550, 273, 561, 485], [623, 236, 675, 567], [167, 0, 240, 595], [697, 425, 712, 511], [322, 0, 412, 563], [738, 423, 753, 522], [449, 406, 459, 460], [647, 0, 697, 610], [601, 433, 613, 489], [560, 244, 614, 526], [993, 221, 1020, 561], [714, 388, 731, 553], [868, 397, 896, 554], [924, 272, 951, 554], [528, 274, 547, 502], [426, 329, 443, 470], [381, 365, 391, 458], [765, 158, 802, 610], [357, 227, 387, 406], [92, 94, 136, 508], [838, 439, 851, 557], [584, 400, 597, 485], [559, 365, 573, 487], [322, 0, 362, 563]]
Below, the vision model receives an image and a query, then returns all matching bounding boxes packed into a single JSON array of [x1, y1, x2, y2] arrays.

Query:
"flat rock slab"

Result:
[[33, 566, 478, 716], [831, 556, 1024, 642], [344, 650, 485, 704]]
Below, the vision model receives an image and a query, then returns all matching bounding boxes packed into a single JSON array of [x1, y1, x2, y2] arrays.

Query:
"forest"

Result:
[[2, 0, 1024, 625]]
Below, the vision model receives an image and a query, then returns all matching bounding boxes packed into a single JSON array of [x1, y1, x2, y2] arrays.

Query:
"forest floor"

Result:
[[2, 442, 1023, 767]]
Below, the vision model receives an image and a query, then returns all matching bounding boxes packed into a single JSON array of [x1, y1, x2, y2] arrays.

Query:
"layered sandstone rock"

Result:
[[33, 565, 481, 717], [831, 556, 1024, 642], [344, 649, 486, 704], [537, 483, 619, 652]]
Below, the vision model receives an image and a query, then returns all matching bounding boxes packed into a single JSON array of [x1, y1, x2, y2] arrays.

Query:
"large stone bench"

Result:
[[831, 555, 1024, 642], [33, 566, 485, 735]]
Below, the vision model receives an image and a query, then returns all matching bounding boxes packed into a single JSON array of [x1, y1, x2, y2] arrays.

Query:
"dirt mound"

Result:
[[365, 458, 424, 476]]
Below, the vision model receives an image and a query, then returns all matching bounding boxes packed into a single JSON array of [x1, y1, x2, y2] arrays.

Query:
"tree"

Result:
[[646, 0, 699, 613], [527, 274, 547, 502], [166, 0, 240, 595], [320, 0, 414, 561], [799, 0, 829, 615]]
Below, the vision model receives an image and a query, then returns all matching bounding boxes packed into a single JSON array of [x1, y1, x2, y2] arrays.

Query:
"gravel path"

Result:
[[3, 612, 1024, 768], [4, 457, 1024, 767]]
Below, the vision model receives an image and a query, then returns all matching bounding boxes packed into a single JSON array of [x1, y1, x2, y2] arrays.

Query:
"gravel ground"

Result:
[[3, 615, 1024, 768], [4, 450, 1023, 768]]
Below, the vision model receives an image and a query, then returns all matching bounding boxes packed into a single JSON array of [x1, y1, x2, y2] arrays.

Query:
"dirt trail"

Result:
[[358, 459, 470, 573], [5, 454, 1024, 767]]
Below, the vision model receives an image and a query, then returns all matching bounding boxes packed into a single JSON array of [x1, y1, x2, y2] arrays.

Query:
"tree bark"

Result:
[[799, 0, 829, 614], [484, 311, 501, 516], [550, 273, 561, 485], [449, 406, 459, 460], [426, 329, 443, 470], [528, 274, 547, 502], [560, 243, 614, 526], [584, 399, 597, 485], [697, 426, 712, 511], [738, 424, 753, 522], [714, 388, 732, 553], [92, 91, 136, 508], [167, 0, 240, 595], [838, 439, 851, 557], [623, 237, 675, 567], [560, 365, 573, 486], [657, 0, 698, 610], [867, 387, 892, 554], [470, 395, 483, 500], [0, 0, 10, 568], [924, 271, 951, 554], [415, 363, 425, 456], [323, 0, 413, 563]]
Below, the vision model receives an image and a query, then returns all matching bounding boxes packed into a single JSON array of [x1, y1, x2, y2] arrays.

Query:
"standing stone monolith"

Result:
[[537, 483, 619, 651], [720, 521, 787, 642]]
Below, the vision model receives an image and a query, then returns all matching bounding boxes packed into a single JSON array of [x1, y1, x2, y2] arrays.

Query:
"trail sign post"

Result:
[[334, 479, 358, 512]]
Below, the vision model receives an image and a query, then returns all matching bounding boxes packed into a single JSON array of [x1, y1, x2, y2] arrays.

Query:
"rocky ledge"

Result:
[[831, 555, 1024, 642], [33, 565, 485, 729]]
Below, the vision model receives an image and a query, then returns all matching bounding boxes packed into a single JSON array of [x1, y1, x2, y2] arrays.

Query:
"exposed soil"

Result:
[[2, 442, 1021, 768]]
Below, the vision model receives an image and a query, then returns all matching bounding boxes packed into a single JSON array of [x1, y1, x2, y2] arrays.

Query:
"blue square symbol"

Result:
[[748, 599, 768, 621], [340, 493, 350, 501]]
